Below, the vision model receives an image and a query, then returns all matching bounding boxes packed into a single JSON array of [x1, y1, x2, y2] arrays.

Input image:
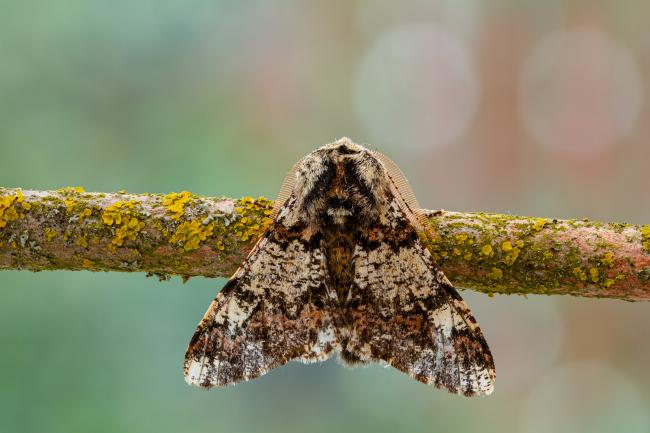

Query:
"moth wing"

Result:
[[346, 202, 495, 396], [184, 229, 339, 388]]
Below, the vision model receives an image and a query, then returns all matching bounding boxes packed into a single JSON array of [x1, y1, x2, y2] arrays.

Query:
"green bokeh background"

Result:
[[2, 2, 650, 432]]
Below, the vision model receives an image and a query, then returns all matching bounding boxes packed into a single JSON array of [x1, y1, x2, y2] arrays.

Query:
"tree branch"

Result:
[[1, 187, 649, 300]]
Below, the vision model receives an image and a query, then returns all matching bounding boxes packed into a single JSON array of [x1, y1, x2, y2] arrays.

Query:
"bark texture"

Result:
[[1, 187, 649, 300]]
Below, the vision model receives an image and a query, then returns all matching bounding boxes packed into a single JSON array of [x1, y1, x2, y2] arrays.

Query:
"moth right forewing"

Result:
[[372, 151, 430, 233], [270, 160, 301, 220], [347, 234, 496, 396]]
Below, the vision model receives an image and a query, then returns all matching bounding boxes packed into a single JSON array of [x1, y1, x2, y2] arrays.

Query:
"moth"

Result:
[[184, 138, 495, 396]]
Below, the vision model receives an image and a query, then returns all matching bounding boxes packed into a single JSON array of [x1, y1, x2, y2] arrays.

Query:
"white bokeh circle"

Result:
[[520, 360, 649, 433], [354, 23, 479, 151], [519, 27, 643, 158]]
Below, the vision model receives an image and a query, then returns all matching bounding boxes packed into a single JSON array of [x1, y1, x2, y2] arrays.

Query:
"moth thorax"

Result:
[[326, 207, 353, 225]]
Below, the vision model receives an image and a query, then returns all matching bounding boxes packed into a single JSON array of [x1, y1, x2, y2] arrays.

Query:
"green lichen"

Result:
[[487, 267, 503, 281], [75, 236, 88, 248], [637, 268, 650, 283]]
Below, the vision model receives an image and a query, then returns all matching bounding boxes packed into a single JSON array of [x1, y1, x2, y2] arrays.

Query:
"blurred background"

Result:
[[1, 1, 649, 432]]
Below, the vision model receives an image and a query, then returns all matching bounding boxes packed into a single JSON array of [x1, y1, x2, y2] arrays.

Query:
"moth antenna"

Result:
[[372, 151, 430, 234], [270, 160, 300, 220]]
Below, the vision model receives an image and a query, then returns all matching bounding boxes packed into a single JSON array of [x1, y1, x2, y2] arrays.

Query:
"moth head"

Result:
[[272, 138, 427, 232], [320, 136, 364, 155]]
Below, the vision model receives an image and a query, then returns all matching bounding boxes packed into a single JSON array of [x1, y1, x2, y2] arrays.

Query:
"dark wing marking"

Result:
[[344, 203, 495, 396], [184, 230, 339, 387]]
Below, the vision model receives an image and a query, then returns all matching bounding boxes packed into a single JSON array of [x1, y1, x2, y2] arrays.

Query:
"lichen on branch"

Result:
[[1, 187, 649, 301]]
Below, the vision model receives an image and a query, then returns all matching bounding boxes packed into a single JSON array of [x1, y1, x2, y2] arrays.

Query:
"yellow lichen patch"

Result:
[[102, 201, 144, 246], [503, 248, 520, 266], [600, 252, 614, 268], [0, 189, 32, 228], [169, 220, 215, 251], [531, 218, 548, 231], [480, 244, 494, 258], [58, 186, 85, 194], [65, 198, 75, 213], [113, 217, 145, 246], [57, 186, 86, 213], [82, 259, 94, 268], [573, 267, 587, 282], [19, 190, 31, 211], [233, 196, 274, 242], [75, 236, 88, 248], [487, 267, 503, 281], [102, 201, 136, 225], [0, 193, 20, 228], [602, 278, 615, 288], [78, 208, 92, 223], [641, 225, 650, 253], [589, 267, 599, 283], [162, 191, 192, 220], [44, 227, 57, 241], [501, 240, 521, 266]]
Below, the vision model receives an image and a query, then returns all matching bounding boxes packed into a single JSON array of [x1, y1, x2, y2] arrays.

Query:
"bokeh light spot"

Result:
[[519, 27, 643, 158], [354, 23, 479, 152]]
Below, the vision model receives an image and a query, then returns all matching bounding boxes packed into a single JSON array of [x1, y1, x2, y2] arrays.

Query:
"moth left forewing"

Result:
[[184, 201, 339, 388]]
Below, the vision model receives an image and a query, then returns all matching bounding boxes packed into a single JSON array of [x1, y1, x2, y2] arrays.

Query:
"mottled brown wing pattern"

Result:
[[184, 229, 339, 387], [184, 138, 495, 396], [343, 201, 495, 396]]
